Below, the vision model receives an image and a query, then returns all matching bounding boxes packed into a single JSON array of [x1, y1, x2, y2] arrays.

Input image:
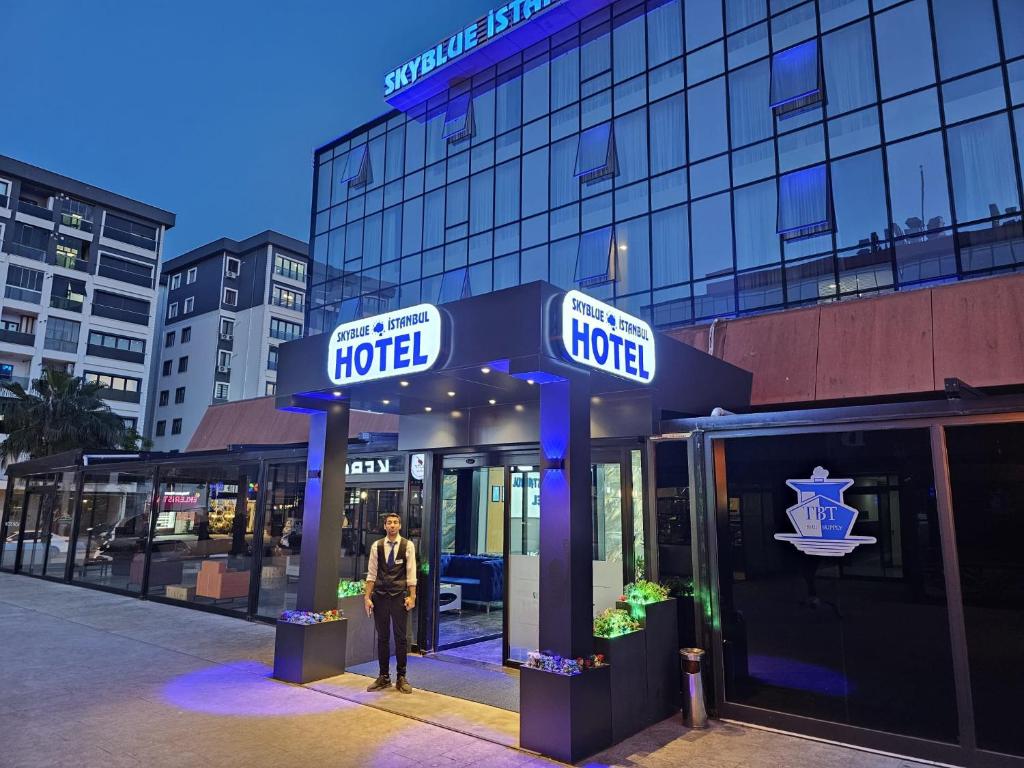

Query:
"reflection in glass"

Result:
[[932, 0, 998, 80], [734, 179, 779, 270], [691, 193, 733, 279], [886, 132, 951, 236], [882, 88, 940, 143], [942, 68, 1006, 125], [947, 114, 1021, 223], [828, 108, 879, 158], [822, 20, 875, 116], [784, 253, 837, 303], [830, 150, 887, 249], [875, 0, 935, 99], [894, 230, 957, 286], [956, 218, 1024, 273]]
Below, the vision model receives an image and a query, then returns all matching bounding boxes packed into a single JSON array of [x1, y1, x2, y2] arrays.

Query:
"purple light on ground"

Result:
[[748, 654, 852, 698], [161, 661, 351, 716]]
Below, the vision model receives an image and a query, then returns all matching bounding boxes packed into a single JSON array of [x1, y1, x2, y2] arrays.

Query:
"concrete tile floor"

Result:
[[0, 574, 934, 768]]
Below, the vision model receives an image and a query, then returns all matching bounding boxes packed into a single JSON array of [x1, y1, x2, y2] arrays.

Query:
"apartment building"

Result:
[[0, 154, 174, 503], [147, 231, 308, 451]]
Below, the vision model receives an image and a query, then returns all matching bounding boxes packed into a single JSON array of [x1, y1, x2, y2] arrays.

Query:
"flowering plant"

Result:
[[621, 579, 670, 605], [525, 650, 606, 676], [279, 608, 343, 625], [337, 579, 366, 598], [593, 607, 641, 638]]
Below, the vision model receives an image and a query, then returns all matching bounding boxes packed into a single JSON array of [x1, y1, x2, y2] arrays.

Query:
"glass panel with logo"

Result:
[[257, 462, 305, 618], [716, 429, 958, 742], [508, 466, 541, 662]]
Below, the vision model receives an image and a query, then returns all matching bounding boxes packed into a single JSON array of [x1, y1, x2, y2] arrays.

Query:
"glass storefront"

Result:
[[257, 462, 305, 619]]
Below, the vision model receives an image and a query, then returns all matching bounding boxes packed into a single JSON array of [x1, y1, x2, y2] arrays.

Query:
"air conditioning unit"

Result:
[[225, 270, 239, 278], [217, 365, 231, 374], [219, 333, 233, 340]]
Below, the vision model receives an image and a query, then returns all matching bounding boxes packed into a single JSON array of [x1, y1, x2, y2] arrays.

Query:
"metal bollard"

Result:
[[680, 648, 708, 729]]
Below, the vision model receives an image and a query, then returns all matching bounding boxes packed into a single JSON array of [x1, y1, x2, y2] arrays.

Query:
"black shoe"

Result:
[[396, 676, 412, 694], [366, 675, 391, 692]]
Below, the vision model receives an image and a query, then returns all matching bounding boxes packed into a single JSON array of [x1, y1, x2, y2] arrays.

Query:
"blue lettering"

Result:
[[592, 328, 609, 365], [508, 0, 524, 23], [436, 42, 447, 66], [609, 333, 624, 370], [335, 346, 353, 380], [447, 32, 463, 59], [384, 71, 396, 96], [638, 344, 650, 380], [523, 0, 542, 19], [354, 343, 374, 376], [465, 23, 478, 49], [395, 64, 410, 89], [408, 55, 422, 83], [421, 48, 436, 75], [394, 334, 411, 369], [412, 331, 428, 365], [374, 336, 394, 366], [624, 340, 638, 376], [571, 318, 589, 360], [494, 6, 509, 33]]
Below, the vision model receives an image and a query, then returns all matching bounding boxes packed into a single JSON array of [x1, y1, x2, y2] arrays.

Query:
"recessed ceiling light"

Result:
[[400, 381, 409, 387], [489, 399, 496, 405], [618, 244, 628, 251], [424, 406, 432, 412], [526, 379, 535, 385], [382, 399, 390, 405], [447, 391, 456, 397], [481, 366, 491, 374], [332, 391, 342, 397]]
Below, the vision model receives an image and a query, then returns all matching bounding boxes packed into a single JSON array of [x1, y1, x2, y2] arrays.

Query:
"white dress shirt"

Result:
[[366, 534, 417, 586]]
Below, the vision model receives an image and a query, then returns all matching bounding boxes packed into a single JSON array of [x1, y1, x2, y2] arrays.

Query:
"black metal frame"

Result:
[[672, 397, 1024, 768]]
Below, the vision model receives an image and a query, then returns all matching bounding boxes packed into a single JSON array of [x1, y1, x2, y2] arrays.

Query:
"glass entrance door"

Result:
[[508, 467, 540, 662]]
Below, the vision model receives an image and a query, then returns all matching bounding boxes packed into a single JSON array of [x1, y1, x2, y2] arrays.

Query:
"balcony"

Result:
[[60, 212, 94, 234], [96, 262, 151, 288], [269, 329, 301, 342], [7, 242, 48, 262], [91, 303, 149, 326], [0, 328, 35, 347], [50, 296, 84, 313], [271, 296, 305, 312], [17, 199, 54, 221], [273, 264, 306, 282], [0, 375, 30, 395], [98, 387, 141, 404], [102, 225, 156, 251], [43, 338, 78, 354], [55, 252, 89, 273], [4, 286, 42, 305], [85, 344, 145, 364]]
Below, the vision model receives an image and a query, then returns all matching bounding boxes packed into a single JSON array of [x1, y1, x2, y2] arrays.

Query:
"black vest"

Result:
[[373, 538, 409, 596]]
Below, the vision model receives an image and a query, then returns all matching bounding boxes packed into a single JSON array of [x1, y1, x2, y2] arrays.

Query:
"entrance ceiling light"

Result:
[[332, 391, 343, 397], [447, 391, 456, 397], [424, 406, 432, 412], [481, 366, 491, 374], [400, 381, 409, 387], [488, 399, 497, 405]]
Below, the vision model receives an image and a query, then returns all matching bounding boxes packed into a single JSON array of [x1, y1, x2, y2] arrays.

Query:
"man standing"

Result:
[[364, 512, 417, 693]]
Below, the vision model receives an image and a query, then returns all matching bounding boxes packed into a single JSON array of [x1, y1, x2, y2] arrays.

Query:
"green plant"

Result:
[[593, 607, 641, 638], [621, 578, 670, 605], [663, 576, 694, 598], [337, 579, 366, 598]]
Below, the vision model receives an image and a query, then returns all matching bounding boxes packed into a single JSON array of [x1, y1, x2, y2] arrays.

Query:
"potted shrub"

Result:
[[520, 651, 612, 763], [593, 608, 647, 742], [337, 579, 376, 667], [617, 579, 680, 724], [273, 608, 348, 684]]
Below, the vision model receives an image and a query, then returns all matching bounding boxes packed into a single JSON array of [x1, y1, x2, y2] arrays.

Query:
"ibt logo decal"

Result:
[[327, 304, 442, 386], [774, 466, 876, 556]]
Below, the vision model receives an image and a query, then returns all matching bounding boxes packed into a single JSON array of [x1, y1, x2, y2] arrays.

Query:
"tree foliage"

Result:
[[0, 369, 144, 465]]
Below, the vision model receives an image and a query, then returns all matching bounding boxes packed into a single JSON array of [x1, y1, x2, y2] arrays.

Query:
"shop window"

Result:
[[340, 144, 370, 187], [770, 39, 822, 117], [443, 92, 474, 143], [777, 164, 832, 240], [575, 225, 616, 287], [574, 122, 617, 183]]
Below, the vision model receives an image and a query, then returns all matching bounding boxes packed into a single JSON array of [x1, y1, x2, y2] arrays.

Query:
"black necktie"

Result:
[[387, 541, 396, 567]]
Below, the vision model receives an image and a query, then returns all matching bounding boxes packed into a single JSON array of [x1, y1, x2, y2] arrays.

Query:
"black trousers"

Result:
[[372, 591, 408, 677]]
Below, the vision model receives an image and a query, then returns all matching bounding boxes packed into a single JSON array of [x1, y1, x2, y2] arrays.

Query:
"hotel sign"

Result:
[[384, 0, 564, 98], [560, 290, 655, 384], [327, 304, 443, 386]]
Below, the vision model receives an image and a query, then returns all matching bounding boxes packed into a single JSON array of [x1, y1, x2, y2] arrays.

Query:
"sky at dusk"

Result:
[[1, 0, 495, 257]]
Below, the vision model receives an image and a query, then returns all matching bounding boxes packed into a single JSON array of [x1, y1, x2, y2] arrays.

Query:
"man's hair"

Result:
[[384, 513, 401, 524]]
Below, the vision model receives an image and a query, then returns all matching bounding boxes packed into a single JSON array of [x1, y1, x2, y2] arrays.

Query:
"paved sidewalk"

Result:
[[0, 574, 931, 768]]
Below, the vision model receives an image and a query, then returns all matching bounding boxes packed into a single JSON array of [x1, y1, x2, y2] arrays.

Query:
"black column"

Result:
[[296, 402, 350, 612], [538, 372, 592, 659]]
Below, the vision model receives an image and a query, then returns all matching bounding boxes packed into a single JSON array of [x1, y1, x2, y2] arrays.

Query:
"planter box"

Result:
[[273, 618, 348, 684], [520, 665, 612, 763], [594, 629, 647, 742], [618, 598, 680, 723], [338, 595, 377, 667]]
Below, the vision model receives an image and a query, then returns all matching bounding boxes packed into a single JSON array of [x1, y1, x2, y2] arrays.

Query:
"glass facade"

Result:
[[308, 0, 1024, 334]]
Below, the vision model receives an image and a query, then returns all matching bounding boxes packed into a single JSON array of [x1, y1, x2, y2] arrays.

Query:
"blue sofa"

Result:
[[439, 554, 503, 607]]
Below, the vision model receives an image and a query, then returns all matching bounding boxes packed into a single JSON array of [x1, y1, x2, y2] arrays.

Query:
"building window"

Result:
[[217, 350, 231, 370], [184, 296, 194, 313], [443, 92, 474, 143], [165, 331, 175, 347], [159, 390, 169, 406], [340, 144, 370, 187], [162, 360, 172, 376], [174, 387, 186, 404], [4, 265, 45, 304], [171, 418, 182, 435], [178, 356, 188, 373], [93, 290, 150, 325], [273, 253, 306, 282], [265, 381, 277, 396], [43, 317, 81, 353], [88, 331, 145, 355], [103, 213, 157, 250], [223, 287, 238, 306], [770, 39, 822, 117], [214, 382, 230, 400], [170, 273, 181, 290], [156, 420, 166, 437], [574, 123, 617, 183], [271, 285, 305, 311], [219, 318, 234, 339], [55, 240, 86, 270], [575, 226, 616, 287], [121, 416, 138, 432], [777, 164, 833, 241], [168, 302, 179, 319], [267, 346, 279, 371], [50, 276, 86, 312], [438, 268, 470, 304], [225, 257, 240, 278], [181, 326, 192, 343], [99, 253, 153, 286], [186, 266, 197, 284], [84, 372, 140, 393], [269, 318, 302, 341]]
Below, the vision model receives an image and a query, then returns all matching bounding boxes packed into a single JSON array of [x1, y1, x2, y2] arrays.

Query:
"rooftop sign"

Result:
[[383, 0, 613, 110], [560, 290, 655, 384], [327, 304, 443, 387]]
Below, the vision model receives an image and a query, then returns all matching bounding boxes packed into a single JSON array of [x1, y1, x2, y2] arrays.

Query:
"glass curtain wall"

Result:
[[308, 0, 1024, 335]]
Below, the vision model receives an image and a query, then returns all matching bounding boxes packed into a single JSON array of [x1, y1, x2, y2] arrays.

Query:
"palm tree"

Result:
[[0, 369, 144, 466]]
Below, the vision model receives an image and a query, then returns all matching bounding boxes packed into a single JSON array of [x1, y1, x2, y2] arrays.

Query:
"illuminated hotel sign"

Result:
[[327, 304, 443, 386], [560, 290, 655, 384], [385, 0, 564, 99]]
